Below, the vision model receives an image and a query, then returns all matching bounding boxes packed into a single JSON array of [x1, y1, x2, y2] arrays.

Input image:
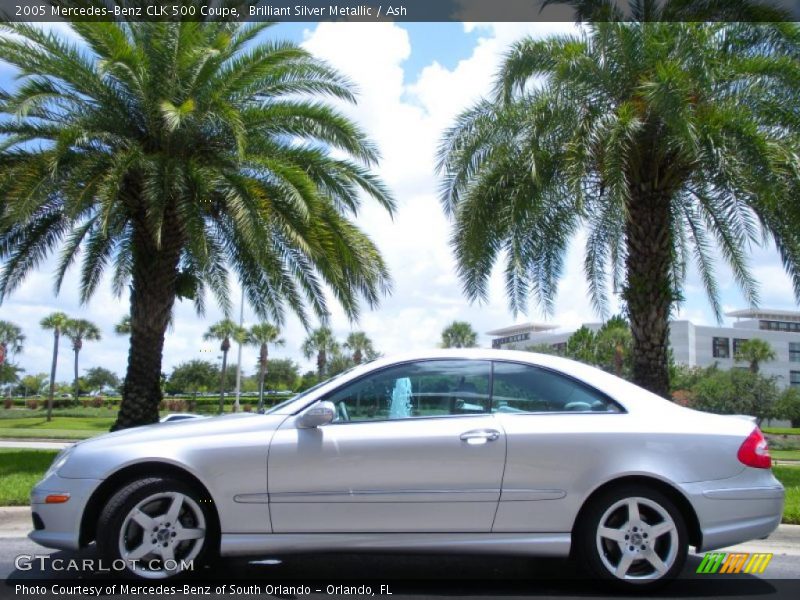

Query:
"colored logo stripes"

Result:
[[696, 552, 773, 574]]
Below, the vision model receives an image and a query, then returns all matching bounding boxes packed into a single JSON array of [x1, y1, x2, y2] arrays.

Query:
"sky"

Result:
[[0, 20, 798, 383]]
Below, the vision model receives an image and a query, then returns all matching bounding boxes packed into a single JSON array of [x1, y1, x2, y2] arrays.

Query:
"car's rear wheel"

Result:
[[97, 477, 216, 579], [575, 484, 688, 590]]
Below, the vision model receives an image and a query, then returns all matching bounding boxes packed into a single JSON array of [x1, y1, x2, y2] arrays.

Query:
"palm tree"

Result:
[[437, 18, 800, 397], [204, 319, 246, 414], [343, 331, 376, 364], [302, 326, 340, 378], [64, 319, 102, 402], [0, 20, 394, 430], [245, 323, 285, 411], [0, 320, 24, 367], [735, 338, 777, 374], [440, 321, 478, 348], [114, 316, 131, 336], [40, 312, 70, 422]]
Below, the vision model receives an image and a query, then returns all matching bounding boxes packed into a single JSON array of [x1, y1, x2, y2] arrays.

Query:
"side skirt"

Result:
[[220, 532, 571, 558]]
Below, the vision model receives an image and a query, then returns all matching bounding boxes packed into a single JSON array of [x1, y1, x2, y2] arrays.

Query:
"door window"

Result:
[[324, 360, 491, 422], [491, 362, 620, 413]]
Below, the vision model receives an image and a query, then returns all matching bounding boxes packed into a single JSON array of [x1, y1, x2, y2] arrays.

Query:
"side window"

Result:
[[491, 362, 620, 413], [324, 360, 491, 422]]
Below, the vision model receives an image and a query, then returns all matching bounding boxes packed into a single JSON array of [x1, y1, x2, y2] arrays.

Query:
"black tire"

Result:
[[96, 476, 217, 579], [573, 484, 688, 591]]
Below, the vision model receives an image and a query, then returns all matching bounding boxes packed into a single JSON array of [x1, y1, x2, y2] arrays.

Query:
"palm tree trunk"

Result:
[[317, 350, 325, 379], [219, 350, 228, 414], [257, 344, 267, 411], [624, 186, 674, 398], [73, 346, 80, 404], [46, 331, 59, 422], [112, 203, 182, 431], [354, 349, 362, 364]]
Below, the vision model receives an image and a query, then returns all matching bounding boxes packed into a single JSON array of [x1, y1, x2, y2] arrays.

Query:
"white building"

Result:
[[487, 308, 800, 389]]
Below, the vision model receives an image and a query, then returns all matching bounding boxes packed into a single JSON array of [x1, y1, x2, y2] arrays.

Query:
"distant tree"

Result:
[[566, 326, 597, 365], [344, 332, 376, 364], [262, 359, 300, 392], [0, 362, 21, 392], [775, 387, 800, 428], [40, 312, 70, 421], [297, 370, 319, 392], [0, 320, 24, 366], [327, 350, 356, 377], [165, 360, 219, 395], [204, 319, 247, 414], [302, 327, 340, 378], [20, 373, 48, 396], [691, 369, 778, 425], [83, 367, 121, 392], [735, 338, 777, 373], [595, 316, 633, 377], [114, 316, 131, 336], [440, 321, 478, 348], [245, 323, 285, 411], [64, 319, 101, 400]]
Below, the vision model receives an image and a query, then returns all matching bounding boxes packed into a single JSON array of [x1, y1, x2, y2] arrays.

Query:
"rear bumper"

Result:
[[29, 474, 102, 551], [682, 471, 784, 552]]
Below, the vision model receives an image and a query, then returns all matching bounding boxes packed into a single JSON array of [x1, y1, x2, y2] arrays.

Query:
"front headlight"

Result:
[[44, 446, 74, 479]]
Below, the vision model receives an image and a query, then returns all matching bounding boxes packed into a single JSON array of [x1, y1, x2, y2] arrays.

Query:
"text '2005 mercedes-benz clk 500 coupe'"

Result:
[[29, 349, 783, 589]]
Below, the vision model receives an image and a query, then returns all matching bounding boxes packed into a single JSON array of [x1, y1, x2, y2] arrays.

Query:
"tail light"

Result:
[[737, 428, 771, 469]]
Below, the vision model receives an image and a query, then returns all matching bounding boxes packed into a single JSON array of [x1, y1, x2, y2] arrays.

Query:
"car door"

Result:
[[267, 359, 506, 533]]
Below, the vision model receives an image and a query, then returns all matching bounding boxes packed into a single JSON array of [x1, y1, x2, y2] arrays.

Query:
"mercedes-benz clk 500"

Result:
[[30, 349, 783, 589]]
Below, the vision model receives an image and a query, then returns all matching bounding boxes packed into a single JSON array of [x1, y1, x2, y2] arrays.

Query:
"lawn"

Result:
[[0, 416, 114, 440], [0, 451, 798, 527], [763, 427, 800, 436], [771, 450, 800, 461], [0, 449, 58, 506]]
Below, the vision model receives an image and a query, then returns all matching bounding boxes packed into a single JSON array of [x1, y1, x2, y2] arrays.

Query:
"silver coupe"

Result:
[[29, 349, 784, 588]]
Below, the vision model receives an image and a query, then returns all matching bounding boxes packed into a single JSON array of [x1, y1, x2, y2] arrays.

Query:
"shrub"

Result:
[[775, 388, 800, 428], [243, 404, 252, 413], [166, 399, 186, 412], [26, 399, 38, 410], [91, 396, 104, 408], [3, 398, 12, 410], [691, 369, 778, 424]]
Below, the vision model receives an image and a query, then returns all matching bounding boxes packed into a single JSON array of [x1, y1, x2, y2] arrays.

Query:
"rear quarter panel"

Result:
[[492, 408, 752, 532]]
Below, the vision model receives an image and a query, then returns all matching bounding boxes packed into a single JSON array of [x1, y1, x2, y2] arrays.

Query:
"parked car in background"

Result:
[[30, 350, 783, 588]]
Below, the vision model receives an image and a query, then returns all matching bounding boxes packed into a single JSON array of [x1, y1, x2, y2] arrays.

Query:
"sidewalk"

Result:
[[0, 440, 72, 450], [1, 504, 798, 554]]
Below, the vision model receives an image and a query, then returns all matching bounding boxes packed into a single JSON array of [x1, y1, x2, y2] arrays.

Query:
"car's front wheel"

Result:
[[97, 477, 215, 579], [575, 484, 688, 589]]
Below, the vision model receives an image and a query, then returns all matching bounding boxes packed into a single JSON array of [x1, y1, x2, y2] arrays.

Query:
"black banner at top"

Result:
[[1, 0, 799, 23]]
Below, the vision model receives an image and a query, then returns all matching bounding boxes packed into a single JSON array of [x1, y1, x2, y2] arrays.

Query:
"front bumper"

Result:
[[29, 473, 102, 551], [682, 469, 784, 552]]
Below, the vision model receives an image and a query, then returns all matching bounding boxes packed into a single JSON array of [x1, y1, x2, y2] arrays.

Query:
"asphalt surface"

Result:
[[1, 532, 799, 600]]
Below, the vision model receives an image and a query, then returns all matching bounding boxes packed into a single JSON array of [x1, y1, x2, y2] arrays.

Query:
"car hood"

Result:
[[73, 412, 286, 450]]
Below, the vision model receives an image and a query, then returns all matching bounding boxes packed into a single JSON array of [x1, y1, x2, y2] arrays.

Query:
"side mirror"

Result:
[[297, 401, 336, 428]]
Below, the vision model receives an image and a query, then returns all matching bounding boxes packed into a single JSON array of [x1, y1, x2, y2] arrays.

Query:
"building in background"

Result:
[[488, 308, 800, 389]]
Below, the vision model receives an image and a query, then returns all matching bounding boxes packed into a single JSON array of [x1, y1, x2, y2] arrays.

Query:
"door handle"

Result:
[[460, 429, 501, 444]]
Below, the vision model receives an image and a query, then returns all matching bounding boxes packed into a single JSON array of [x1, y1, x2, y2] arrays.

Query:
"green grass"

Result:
[[771, 450, 800, 461], [0, 449, 58, 505], [773, 466, 800, 525], [0, 416, 114, 440], [763, 427, 800, 436]]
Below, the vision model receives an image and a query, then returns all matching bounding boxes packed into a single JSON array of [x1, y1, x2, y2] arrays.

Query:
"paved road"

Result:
[[1, 533, 799, 600]]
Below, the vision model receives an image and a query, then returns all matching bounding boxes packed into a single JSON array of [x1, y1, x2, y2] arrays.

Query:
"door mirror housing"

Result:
[[298, 401, 336, 428]]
